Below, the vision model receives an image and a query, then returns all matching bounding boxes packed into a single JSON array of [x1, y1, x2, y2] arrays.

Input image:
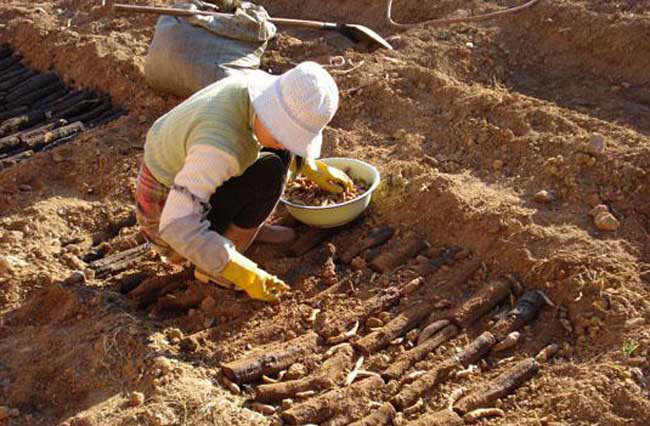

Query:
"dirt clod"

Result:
[[286, 363, 308, 380], [534, 190, 554, 203]]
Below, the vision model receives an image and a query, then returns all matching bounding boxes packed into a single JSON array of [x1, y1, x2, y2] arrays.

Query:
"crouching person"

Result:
[[135, 62, 352, 302]]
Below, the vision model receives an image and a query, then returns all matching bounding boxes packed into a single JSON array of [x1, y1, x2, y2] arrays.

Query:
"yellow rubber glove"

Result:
[[299, 159, 354, 193], [220, 251, 290, 302]]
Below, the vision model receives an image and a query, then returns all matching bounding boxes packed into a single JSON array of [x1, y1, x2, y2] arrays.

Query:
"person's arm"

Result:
[[158, 144, 239, 277], [158, 144, 290, 302]]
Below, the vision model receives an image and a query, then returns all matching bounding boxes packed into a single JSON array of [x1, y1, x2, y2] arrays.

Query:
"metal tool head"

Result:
[[339, 24, 393, 50]]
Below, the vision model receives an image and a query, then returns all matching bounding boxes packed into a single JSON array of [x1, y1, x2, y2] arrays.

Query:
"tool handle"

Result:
[[113, 4, 225, 18], [269, 17, 336, 30], [112, 4, 337, 30]]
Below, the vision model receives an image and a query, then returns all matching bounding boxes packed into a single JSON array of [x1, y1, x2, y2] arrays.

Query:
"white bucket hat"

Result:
[[248, 62, 339, 159]]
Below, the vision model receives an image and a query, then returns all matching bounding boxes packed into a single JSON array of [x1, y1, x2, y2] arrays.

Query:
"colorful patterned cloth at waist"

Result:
[[135, 162, 183, 263]]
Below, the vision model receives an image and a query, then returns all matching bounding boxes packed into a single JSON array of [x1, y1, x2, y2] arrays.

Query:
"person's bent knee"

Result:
[[251, 153, 288, 196]]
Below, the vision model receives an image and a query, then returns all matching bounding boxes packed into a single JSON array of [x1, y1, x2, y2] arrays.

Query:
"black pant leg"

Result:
[[206, 150, 290, 234]]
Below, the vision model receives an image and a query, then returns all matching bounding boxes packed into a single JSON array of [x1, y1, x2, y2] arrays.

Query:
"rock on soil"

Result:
[[593, 212, 621, 231]]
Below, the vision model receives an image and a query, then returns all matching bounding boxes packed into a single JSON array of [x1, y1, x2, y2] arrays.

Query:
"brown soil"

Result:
[[1, 1, 649, 426]]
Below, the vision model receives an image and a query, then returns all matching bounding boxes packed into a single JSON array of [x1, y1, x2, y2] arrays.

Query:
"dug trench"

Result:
[[1, 1, 650, 426], [0, 45, 125, 171]]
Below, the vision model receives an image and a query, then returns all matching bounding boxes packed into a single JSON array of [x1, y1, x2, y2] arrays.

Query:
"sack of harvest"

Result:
[[144, 1, 277, 97]]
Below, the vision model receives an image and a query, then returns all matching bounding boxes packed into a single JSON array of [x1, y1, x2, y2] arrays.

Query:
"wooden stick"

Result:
[[0, 65, 28, 83], [6, 73, 59, 99], [0, 69, 35, 92], [66, 99, 113, 124], [0, 63, 23, 80], [287, 227, 336, 257], [453, 358, 540, 414], [255, 344, 354, 402], [0, 106, 28, 123], [0, 45, 12, 60], [450, 279, 512, 328], [118, 271, 149, 294], [222, 332, 321, 383], [305, 272, 356, 308], [90, 243, 151, 278], [369, 232, 426, 273], [340, 226, 394, 264], [353, 299, 437, 356], [0, 110, 48, 138], [489, 290, 545, 340], [0, 150, 32, 169], [392, 332, 496, 410], [315, 286, 401, 337], [126, 269, 193, 307], [382, 324, 459, 380], [347, 402, 396, 426], [6, 80, 65, 109], [281, 376, 384, 425], [32, 88, 69, 109], [0, 54, 21, 72], [52, 98, 103, 120], [454, 331, 497, 367], [417, 319, 451, 346], [391, 359, 457, 410], [24, 121, 85, 148]]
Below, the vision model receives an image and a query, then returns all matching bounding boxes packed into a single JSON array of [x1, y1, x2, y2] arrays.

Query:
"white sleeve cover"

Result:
[[158, 145, 241, 275]]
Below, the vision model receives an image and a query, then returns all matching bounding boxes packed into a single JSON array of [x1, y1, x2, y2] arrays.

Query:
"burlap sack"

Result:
[[144, 2, 276, 97]]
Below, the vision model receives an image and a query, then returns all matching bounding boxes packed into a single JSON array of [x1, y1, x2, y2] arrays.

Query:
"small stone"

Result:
[[465, 41, 475, 48], [19, 184, 32, 192], [492, 159, 504, 170], [587, 133, 606, 154], [534, 190, 554, 203], [286, 363, 307, 380], [590, 204, 609, 217], [129, 391, 145, 407], [366, 317, 383, 328], [594, 212, 620, 231], [63, 270, 86, 285]]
